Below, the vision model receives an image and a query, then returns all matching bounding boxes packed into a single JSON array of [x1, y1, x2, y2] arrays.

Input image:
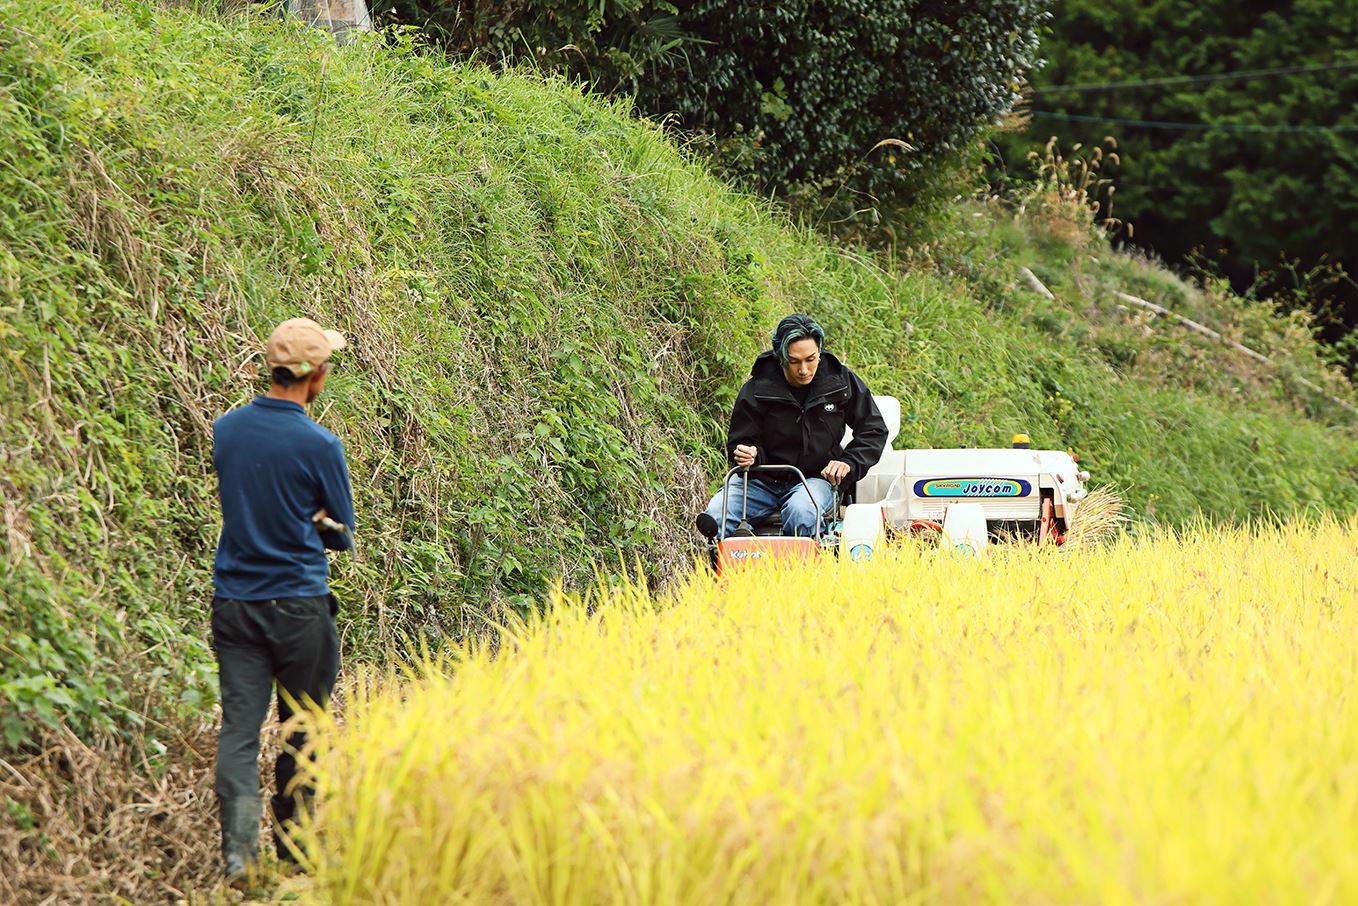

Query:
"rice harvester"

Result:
[[710, 395, 1091, 573]]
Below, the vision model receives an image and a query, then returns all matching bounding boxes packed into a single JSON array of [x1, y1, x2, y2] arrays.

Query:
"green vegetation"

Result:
[[2, 0, 1357, 751], [378, 0, 1047, 221]]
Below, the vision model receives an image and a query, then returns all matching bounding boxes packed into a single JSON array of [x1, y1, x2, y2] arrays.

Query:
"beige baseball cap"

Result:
[[265, 317, 347, 377]]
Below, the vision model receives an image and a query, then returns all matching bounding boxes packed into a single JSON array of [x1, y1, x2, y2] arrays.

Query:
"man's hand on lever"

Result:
[[734, 444, 758, 468], [821, 460, 850, 487]]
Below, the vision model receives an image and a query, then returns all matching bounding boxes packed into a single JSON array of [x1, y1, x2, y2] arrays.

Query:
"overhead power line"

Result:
[[1032, 61, 1358, 95], [1030, 110, 1358, 134]]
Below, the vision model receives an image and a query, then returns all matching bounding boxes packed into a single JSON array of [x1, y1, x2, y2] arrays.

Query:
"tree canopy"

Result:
[[375, 0, 1047, 217], [999, 0, 1358, 335]]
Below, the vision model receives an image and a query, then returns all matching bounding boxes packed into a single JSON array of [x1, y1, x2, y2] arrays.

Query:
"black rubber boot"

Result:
[[274, 787, 315, 867], [220, 795, 262, 888], [695, 512, 719, 539]]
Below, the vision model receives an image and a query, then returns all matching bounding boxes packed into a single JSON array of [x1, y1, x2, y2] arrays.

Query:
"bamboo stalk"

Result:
[[1019, 266, 1055, 300]]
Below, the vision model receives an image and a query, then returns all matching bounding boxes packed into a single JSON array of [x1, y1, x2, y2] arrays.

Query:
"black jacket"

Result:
[[725, 350, 888, 487]]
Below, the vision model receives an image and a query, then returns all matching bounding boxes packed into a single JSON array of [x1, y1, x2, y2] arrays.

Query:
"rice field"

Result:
[[298, 519, 1358, 904]]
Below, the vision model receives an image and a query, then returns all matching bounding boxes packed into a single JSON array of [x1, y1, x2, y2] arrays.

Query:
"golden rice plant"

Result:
[[297, 517, 1358, 905]]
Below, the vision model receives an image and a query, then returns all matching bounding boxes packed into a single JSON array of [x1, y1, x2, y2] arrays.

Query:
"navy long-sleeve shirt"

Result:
[[213, 396, 355, 600]]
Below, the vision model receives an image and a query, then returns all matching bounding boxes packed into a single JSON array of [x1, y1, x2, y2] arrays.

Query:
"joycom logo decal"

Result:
[[914, 478, 1032, 498]]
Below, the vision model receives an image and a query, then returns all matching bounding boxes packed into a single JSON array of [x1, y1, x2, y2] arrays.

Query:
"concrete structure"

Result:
[[288, 0, 372, 42]]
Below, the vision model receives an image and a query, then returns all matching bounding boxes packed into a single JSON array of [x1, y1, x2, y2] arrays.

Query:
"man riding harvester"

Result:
[[695, 314, 889, 570], [696, 315, 1095, 572]]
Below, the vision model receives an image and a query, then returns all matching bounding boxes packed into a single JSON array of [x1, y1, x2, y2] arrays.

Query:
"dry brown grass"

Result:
[[1, 724, 216, 904], [1064, 486, 1130, 547], [0, 717, 302, 905]]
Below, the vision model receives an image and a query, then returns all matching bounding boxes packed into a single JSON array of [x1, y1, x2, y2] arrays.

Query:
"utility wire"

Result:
[[1032, 61, 1358, 95], [1030, 110, 1358, 133]]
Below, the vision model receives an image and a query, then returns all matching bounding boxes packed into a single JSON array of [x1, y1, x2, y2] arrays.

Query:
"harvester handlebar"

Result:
[[717, 465, 827, 542]]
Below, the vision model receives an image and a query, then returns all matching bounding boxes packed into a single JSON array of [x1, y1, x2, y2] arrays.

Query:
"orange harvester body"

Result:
[[716, 535, 822, 575]]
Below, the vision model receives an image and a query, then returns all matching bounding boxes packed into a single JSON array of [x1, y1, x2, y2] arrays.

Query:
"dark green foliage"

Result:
[[377, 0, 1047, 217], [996, 0, 1358, 336]]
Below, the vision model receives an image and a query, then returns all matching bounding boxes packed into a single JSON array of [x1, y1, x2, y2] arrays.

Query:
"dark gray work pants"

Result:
[[211, 594, 339, 866]]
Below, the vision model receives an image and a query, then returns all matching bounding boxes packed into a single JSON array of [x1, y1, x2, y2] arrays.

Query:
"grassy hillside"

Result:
[[3, 0, 1358, 757]]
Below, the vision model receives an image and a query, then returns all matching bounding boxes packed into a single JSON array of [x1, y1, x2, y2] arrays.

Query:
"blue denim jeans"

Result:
[[703, 474, 835, 538]]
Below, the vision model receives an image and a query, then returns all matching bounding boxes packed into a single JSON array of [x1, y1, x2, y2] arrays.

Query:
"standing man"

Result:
[[211, 317, 354, 887], [697, 314, 888, 538]]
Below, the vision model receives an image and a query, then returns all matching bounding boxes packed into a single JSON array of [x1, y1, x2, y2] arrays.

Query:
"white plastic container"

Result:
[[941, 503, 988, 558], [840, 503, 885, 562]]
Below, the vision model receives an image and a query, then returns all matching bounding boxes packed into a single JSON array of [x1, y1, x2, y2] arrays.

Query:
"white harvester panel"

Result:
[[902, 449, 1042, 522], [839, 395, 1089, 557]]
